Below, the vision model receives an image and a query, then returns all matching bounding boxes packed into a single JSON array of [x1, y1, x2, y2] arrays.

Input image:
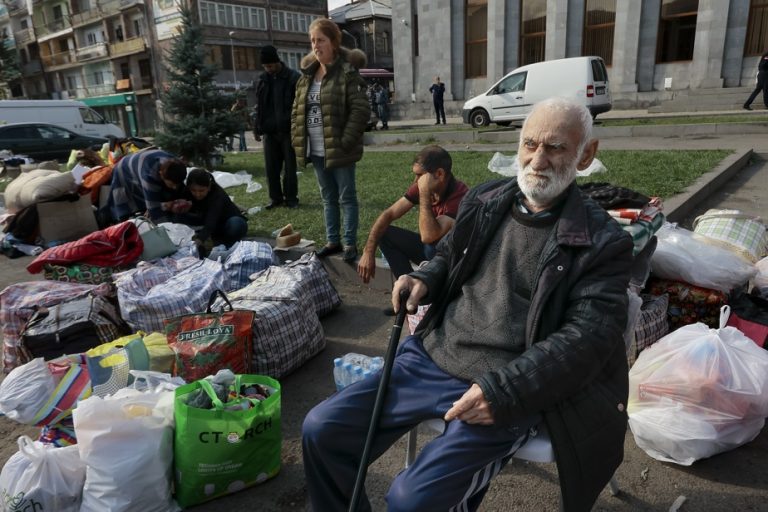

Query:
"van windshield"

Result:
[[79, 107, 106, 124]]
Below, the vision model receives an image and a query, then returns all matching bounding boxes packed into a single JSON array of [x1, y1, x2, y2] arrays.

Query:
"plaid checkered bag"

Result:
[[693, 209, 767, 263], [249, 252, 341, 317], [220, 240, 276, 291], [629, 294, 670, 366], [114, 256, 226, 332], [1, 281, 113, 373], [221, 280, 325, 378]]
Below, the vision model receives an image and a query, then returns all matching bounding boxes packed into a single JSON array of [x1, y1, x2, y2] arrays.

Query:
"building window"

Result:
[[204, 45, 223, 67], [234, 46, 257, 70], [465, 0, 487, 78], [583, 0, 615, 65], [198, 1, 267, 30], [656, 0, 698, 63], [520, 0, 546, 65], [278, 50, 304, 71], [745, 0, 768, 56]]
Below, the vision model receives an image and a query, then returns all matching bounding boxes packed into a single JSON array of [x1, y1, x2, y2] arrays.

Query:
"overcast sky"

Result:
[[328, 0, 350, 11]]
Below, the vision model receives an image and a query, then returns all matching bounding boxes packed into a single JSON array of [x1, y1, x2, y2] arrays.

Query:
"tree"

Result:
[[154, 4, 238, 168], [0, 36, 21, 100]]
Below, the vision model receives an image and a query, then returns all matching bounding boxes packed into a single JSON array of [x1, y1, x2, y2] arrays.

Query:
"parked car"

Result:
[[0, 100, 125, 138], [0, 123, 108, 162], [462, 56, 612, 128]]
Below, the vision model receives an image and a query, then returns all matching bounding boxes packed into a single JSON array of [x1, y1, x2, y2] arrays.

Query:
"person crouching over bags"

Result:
[[166, 169, 248, 254]]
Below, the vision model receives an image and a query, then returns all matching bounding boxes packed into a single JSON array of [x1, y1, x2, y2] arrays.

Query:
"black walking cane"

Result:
[[348, 290, 410, 512]]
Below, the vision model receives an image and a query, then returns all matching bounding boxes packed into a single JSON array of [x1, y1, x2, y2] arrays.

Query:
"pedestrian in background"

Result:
[[291, 18, 370, 263], [253, 45, 301, 209], [743, 50, 768, 110], [229, 96, 249, 152], [429, 76, 447, 125], [376, 84, 390, 130]]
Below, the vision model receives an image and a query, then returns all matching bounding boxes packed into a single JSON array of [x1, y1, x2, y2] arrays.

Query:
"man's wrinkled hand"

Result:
[[357, 252, 376, 284], [444, 384, 494, 425], [392, 275, 428, 314]]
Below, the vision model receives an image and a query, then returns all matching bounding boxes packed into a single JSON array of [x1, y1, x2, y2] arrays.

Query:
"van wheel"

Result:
[[470, 109, 490, 128]]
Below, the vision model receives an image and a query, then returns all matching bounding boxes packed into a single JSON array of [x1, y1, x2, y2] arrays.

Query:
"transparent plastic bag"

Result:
[[650, 223, 757, 293], [487, 152, 518, 176], [0, 358, 56, 424], [628, 306, 768, 465]]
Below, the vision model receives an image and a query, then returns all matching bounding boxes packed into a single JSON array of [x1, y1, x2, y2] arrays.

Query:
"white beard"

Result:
[[516, 157, 578, 208]]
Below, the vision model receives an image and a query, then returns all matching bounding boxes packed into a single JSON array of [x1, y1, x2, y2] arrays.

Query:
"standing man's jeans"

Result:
[[263, 131, 298, 206], [228, 130, 247, 152], [310, 156, 358, 248], [379, 225, 436, 278], [434, 99, 446, 124]]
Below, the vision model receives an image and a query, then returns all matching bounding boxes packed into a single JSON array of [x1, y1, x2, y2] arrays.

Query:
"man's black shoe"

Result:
[[265, 201, 283, 210], [316, 244, 342, 258], [286, 202, 299, 209], [342, 245, 358, 263], [744, 105, 753, 110]]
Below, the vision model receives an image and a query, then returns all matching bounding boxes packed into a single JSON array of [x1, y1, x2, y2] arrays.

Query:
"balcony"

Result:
[[7, 2, 27, 16], [76, 42, 108, 62], [85, 83, 115, 96], [71, 9, 103, 27], [36, 17, 73, 39], [99, 0, 120, 16], [21, 60, 43, 75], [109, 36, 145, 57], [119, 0, 143, 9], [13, 27, 35, 45], [41, 50, 76, 68]]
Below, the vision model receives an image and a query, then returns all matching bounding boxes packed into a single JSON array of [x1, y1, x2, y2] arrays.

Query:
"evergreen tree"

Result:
[[0, 35, 21, 99], [155, 5, 237, 168]]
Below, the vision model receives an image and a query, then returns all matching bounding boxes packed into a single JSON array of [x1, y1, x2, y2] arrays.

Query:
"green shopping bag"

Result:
[[173, 374, 281, 508]]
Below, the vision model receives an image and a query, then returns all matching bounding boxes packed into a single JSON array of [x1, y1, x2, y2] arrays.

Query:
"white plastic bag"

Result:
[[575, 157, 606, 177], [628, 306, 768, 465], [73, 387, 179, 512], [487, 152, 518, 176], [158, 222, 196, 246], [651, 223, 757, 293], [0, 358, 55, 424], [0, 436, 86, 512], [754, 256, 768, 298]]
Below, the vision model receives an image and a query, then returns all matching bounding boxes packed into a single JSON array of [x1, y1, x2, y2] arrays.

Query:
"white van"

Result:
[[461, 56, 611, 128], [0, 100, 125, 138]]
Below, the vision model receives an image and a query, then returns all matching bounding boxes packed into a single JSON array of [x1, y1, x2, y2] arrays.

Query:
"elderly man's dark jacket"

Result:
[[411, 178, 634, 512], [253, 63, 300, 136]]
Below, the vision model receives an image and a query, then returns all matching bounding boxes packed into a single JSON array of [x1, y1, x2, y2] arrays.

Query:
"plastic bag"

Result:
[[650, 223, 757, 293], [575, 157, 606, 177], [0, 436, 86, 512], [158, 222, 196, 246], [628, 306, 768, 465], [754, 256, 768, 298], [73, 386, 179, 512], [487, 152, 518, 176], [0, 358, 55, 424]]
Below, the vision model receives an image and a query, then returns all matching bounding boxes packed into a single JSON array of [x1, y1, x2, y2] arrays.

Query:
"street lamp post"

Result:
[[229, 31, 237, 88]]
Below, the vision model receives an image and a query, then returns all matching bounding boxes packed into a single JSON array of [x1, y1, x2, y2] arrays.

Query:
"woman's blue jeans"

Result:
[[310, 156, 358, 248]]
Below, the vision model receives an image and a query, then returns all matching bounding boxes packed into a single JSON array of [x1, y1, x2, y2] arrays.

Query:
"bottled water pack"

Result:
[[333, 353, 384, 391]]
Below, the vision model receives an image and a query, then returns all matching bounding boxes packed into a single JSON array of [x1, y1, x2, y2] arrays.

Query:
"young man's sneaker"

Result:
[[342, 245, 358, 262], [316, 244, 342, 258]]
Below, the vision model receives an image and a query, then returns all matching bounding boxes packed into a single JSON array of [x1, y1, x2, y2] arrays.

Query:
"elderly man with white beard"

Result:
[[302, 97, 634, 512]]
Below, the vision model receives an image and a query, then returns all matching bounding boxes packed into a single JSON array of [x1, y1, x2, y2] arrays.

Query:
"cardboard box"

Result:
[[37, 194, 98, 243]]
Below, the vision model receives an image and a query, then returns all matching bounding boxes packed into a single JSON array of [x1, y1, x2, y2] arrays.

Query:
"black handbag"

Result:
[[21, 294, 127, 361]]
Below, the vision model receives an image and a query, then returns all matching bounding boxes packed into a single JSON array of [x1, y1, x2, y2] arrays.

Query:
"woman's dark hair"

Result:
[[186, 168, 214, 188], [164, 161, 188, 185]]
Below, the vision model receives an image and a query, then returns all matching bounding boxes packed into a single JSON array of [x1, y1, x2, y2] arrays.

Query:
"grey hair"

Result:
[[520, 97, 594, 154]]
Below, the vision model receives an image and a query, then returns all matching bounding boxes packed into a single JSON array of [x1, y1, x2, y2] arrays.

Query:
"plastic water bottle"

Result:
[[333, 358, 344, 391], [369, 357, 384, 373], [352, 366, 364, 385], [342, 362, 354, 388]]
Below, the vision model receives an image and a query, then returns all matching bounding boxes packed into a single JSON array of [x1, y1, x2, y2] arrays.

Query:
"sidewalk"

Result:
[[1, 133, 767, 511]]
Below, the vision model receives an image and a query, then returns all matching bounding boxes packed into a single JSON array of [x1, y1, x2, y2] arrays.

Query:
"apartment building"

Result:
[[2, 0, 326, 136]]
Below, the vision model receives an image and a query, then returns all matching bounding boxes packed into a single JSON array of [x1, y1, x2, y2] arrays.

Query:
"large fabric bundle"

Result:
[[27, 221, 143, 274], [4, 169, 76, 213], [248, 252, 341, 317], [0, 281, 113, 373], [219, 240, 276, 291], [222, 279, 325, 378], [114, 257, 225, 332], [692, 209, 767, 263]]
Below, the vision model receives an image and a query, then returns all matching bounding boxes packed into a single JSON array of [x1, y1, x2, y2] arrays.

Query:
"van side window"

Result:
[[590, 59, 607, 82], [79, 107, 106, 124], [494, 72, 527, 95]]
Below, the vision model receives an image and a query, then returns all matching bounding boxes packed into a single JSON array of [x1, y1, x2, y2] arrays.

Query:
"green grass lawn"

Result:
[[220, 149, 729, 244]]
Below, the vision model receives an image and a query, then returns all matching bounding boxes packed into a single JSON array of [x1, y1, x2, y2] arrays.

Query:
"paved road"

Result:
[[0, 129, 767, 511]]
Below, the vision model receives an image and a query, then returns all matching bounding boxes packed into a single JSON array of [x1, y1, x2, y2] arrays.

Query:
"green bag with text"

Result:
[[173, 374, 281, 508]]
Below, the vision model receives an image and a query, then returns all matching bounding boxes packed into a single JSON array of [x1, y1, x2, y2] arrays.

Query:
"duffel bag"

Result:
[[21, 294, 127, 361]]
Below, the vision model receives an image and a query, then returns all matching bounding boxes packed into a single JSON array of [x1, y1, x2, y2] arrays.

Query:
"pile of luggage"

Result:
[[0, 231, 340, 509]]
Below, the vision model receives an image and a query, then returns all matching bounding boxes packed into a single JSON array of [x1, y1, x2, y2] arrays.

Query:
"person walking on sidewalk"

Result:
[[302, 97, 634, 511], [292, 18, 370, 263], [356, 145, 468, 287], [229, 96, 249, 152], [429, 76, 447, 125], [376, 84, 390, 130], [743, 50, 768, 110], [254, 45, 301, 209]]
